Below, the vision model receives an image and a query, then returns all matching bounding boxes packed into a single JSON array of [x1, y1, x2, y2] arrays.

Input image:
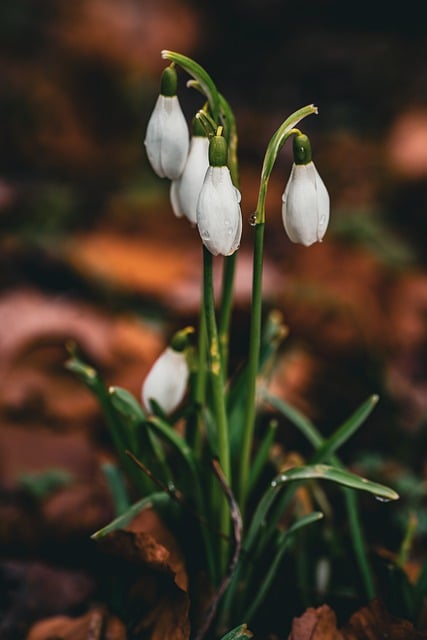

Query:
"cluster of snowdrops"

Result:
[[67, 51, 398, 639]]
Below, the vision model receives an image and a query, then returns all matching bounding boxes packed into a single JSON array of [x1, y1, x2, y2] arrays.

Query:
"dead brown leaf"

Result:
[[26, 606, 126, 640], [288, 604, 343, 639], [96, 507, 190, 640], [288, 600, 427, 640]]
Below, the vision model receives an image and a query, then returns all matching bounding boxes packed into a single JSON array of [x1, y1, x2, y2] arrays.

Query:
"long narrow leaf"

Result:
[[245, 512, 324, 623], [262, 391, 322, 447], [91, 492, 171, 539], [312, 395, 379, 463], [220, 625, 253, 640]]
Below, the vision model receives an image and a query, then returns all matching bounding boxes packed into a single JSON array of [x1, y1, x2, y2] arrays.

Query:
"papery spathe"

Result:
[[170, 136, 209, 224], [142, 347, 189, 414], [282, 161, 330, 246], [196, 166, 242, 256], [144, 95, 189, 180]]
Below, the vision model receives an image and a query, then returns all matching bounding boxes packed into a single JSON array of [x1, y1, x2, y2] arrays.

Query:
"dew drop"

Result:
[[375, 495, 391, 503], [249, 213, 257, 226], [224, 218, 230, 226], [271, 480, 277, 488], [318, 215, 326, 228], [227, 228, 233, 236], [201, 230, 210, 240]]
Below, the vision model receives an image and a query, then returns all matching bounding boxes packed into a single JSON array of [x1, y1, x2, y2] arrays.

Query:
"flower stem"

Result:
[[188, 294, 207, 458], [238, 220, 265, 511], [203, 245, 231, 573], [219, 253, 237, 375]]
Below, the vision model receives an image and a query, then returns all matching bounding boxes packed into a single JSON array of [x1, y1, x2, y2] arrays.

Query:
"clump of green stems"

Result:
[[66, 52, 399, 639]]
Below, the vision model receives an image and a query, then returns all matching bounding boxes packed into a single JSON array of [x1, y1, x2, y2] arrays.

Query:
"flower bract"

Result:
[[282, 161, 330, 246], [170, 135, 209, 224], [144, 95, 189, 180], [196, 166, 242, 256], [142, 347, 189, 414]]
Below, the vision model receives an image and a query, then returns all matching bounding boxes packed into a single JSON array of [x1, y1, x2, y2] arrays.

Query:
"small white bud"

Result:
[[142, 347, 189, 414], [196, 166, 242, 256], [170, 136, 210, 224], [282, 161, 330, 246], [144, 95, 189, 180]]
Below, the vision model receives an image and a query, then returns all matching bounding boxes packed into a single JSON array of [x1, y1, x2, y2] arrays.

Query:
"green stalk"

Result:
[[237, 105, 318, 513], [218, 92, 239, 375], [238, 220, 264, 511], [187, 296, 207, 457], [203, 246, 231, 575], [219, 252, 237, 373]]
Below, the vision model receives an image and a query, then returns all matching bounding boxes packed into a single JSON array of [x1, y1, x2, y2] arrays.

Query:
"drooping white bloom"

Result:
[[142, 347, 189, 414], [144, 95, 189, 180], [196, 166, 242, 256], [281, 161, 330, 246], [170, 135, 210, 223]]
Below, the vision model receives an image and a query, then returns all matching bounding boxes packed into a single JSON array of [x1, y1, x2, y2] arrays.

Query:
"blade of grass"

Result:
[[244, 512, 324, 623]]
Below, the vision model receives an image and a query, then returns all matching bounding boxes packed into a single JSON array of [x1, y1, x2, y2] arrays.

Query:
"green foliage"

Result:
[[67, 52, 402, 638]]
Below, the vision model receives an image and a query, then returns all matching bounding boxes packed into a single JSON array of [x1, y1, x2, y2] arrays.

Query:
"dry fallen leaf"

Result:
[[96, 507, 190, 640], [288, 600, 427, 640], [26, 606, 127, 640]]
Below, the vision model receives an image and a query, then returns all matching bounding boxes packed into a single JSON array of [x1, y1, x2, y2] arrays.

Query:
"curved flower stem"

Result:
[[238, 105, 318, 514], [203, 246, 231, 573], [218, 92, 239, 375]]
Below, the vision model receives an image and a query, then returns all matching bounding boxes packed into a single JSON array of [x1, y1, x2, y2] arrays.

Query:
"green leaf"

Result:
[[91, 492, 170, 539], [248, 419, 277, 494], [262, 391, 322, 448], [19, 468, 73, 500], [273, 464, 399, 501], [109, 386, 146, 426], [311, 394, 379, 463], [101, 462, 130, 516], [245, 512, 324, 622], [220, 624, 253, 640]]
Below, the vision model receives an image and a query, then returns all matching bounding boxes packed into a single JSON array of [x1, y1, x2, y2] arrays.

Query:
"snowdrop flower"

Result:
[[282, 133, 329, 246], [170, 117, 209, 224], [196, 131, 242, 256], [144, 65, 189, 180], [142, 344, 189, 415]]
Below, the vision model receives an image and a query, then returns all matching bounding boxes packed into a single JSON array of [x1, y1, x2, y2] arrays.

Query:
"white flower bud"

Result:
[[144, 95, 189, 180], [142, 347, 189, 414], [196, 166, 242, 256], [282, 161, 330, 246], [170, 136, 210, 224]]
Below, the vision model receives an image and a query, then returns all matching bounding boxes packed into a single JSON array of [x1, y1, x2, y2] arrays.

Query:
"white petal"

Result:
[[142, 347, 189, 414], [170, 179, 184, 218], [196, 166, 242, 256], [144, 95, 189, 180], [282, 162, 329, 246], [170, 136, 209, 223], [314, 166, 330, 241]]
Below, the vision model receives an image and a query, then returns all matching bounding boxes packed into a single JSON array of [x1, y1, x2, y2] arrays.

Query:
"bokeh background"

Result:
[[1, 0, 427, 636]]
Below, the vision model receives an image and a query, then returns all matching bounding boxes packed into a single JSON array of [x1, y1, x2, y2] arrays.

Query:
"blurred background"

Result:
[[1, 0, 427, 635]]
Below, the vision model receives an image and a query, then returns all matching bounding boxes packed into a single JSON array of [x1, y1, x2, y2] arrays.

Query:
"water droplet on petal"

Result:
[[227, 228, 233, 236], [201, 230, 210, 240], [224, 219, 230, 226], [249, 213, 257, 226], [319, 215, 326, 228]]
